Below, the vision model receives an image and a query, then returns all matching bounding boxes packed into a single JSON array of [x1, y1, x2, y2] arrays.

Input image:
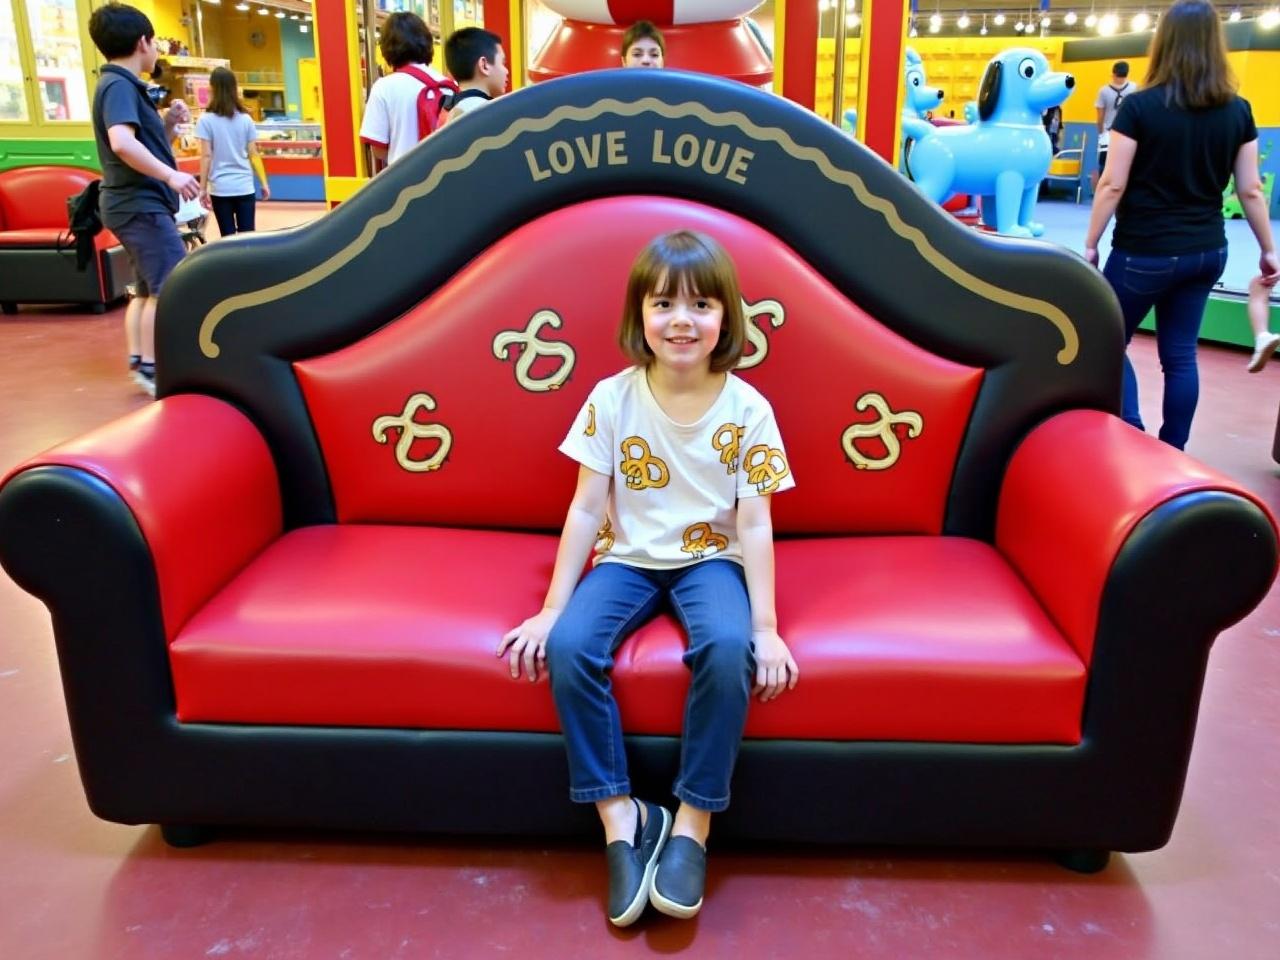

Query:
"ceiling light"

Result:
[[994, 12, 1006, 25], [909, 25, 919, 36], [202, 0, 220, 5], [1228, 9, 1241, 21], [1064, 11, 1077, 25], [1261, 8, 1280, 28], [1041, 15, 1052, 26], [929, 21, 941, 32], [1085, 13, 1098, 27], [1132, 11, 1151, 30], [1098, 12, 1118, 35], [846, 13, 861, 28], [930, 12, 942, 28], [818, 0, 831, 12], [958, 13, 970, 28], [235, 1, 249, 9], [1015, 20, 1025, 32], [257, 7, 270, 14]]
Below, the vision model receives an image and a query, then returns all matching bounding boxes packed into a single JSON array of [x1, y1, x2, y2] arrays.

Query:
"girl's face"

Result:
[[642, 280, 724, 373], [623, 38, 665, 69]]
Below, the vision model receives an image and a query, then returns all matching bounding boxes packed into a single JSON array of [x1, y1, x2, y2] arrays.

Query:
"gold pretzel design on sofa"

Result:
[[371, 393, 453, 473], [736, 297, 785, 371], [743, 444, 790, 494], [681, 522, 730, 559], [712, 422, 744, 474], [841, 392, 923, 471], [491, 309, 576, 392], [619, 436, 669, 490]]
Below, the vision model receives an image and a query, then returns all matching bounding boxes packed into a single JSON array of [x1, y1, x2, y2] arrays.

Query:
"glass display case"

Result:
[[255, 120, 323, 158]]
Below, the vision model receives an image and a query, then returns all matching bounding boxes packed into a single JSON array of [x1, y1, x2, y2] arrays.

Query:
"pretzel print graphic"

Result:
[[585, 402, 596, 437], [711, 422, 744, 474], [491, 309, 576, 392], [371, 393, 453, 473], [681, 522, 730, 559], [595, 516, 615, 552], [619, 436, 669, 490], [841, 392, 924, 471], [743, 444, 790, 494]]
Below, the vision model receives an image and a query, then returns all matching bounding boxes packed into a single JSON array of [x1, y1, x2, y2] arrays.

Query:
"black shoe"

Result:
[[650, 835, 706, 919], [606, 798, 672, 927]]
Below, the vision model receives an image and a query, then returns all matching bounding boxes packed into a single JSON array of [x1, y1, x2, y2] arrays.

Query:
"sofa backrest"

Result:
[[157, 70, 1122, 540], [0, 166, 96, 232]]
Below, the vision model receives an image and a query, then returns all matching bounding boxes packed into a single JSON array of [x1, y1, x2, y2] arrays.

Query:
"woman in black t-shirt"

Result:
[[1084, 0, 1278, 450]]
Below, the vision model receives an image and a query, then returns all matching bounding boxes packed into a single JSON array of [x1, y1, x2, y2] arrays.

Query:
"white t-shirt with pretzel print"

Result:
[[559, 366, 795, 570]]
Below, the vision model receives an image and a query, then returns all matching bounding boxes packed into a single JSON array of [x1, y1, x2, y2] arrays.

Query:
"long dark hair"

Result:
[[207, 66, 247, 118], [1146, 0, 1236, 109]]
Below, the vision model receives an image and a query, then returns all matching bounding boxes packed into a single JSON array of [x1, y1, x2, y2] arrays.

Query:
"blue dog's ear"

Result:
[[978, 61, 1002, 121]]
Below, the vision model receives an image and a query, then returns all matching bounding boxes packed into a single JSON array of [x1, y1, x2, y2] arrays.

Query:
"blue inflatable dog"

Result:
[[844, 47, 944, 144], [908, 48, 1074, 238]]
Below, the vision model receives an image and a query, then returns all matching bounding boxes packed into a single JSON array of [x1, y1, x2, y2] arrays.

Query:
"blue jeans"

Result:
[[546, 559, 754, 813], [1103, 245, 1228, 450]]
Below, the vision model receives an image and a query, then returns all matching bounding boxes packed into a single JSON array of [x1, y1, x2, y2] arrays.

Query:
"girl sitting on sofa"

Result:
[[498, 230, 799, 926]]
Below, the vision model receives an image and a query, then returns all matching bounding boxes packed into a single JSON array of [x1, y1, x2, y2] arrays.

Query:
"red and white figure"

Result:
[[529, 0, 773, 86]]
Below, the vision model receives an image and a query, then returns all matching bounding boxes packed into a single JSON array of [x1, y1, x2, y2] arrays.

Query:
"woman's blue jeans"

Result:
[[546, 559, 754, 813], [1103, 245, 1228, 450]]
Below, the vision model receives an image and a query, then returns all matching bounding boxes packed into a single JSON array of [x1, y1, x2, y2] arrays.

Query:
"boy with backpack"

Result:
[[359, 12, 458, 167], [88, 2, 200, 396], [439, 28, 508, 125]]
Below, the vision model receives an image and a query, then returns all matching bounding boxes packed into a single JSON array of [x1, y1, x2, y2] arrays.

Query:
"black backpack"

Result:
[[63, 179, 104, 271]]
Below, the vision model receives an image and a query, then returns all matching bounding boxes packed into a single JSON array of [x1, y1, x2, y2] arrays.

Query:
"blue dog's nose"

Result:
[[934, 91, 943, 101], [1065, 76, 1076, 89]]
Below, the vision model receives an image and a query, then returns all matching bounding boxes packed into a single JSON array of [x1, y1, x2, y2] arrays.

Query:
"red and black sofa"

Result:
[[0, 165, 133, 314], [0, 72, 1275, 870]]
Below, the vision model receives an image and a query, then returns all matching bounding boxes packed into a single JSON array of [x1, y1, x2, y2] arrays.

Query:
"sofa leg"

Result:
[[1055, 849, 1111, 874], [160, 823, 216, 848], [0, 302, 16, 315]]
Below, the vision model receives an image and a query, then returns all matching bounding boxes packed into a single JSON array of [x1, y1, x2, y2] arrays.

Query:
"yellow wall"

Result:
[[130, 0, 191, 47], [209, 9, 284, 76], [907, 38, 1064, 122], [1060, 49, 1279, 127]]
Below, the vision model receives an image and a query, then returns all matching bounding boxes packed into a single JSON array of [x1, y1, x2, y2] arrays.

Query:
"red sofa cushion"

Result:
[[170, 527, 1085, 743], [0, 165, 98, 232], [294, 196, 983, 537]]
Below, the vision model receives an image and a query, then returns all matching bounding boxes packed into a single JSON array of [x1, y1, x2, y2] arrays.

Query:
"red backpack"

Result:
[[396, 65, 460, 140]]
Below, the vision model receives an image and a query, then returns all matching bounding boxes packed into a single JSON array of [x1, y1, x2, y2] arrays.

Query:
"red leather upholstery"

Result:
[[997, 410, 1278, 664], [294, 196, 982, 536], [0, 166, 97, 232], [4, 396, 282, 639], [171, 526, 1085, 743], [0, 227, 120, 250]]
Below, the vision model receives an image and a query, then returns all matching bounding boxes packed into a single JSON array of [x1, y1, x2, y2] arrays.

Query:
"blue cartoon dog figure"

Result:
[[845, 47, 943, 144], [909, 48, 1075, 237]]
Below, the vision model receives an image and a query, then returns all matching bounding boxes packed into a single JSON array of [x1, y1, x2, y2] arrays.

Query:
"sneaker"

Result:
[[1248, 332, 1280, 373], [649, 835, 707, 919], [606, 799, 672, 927], [132, 368, 156, 397]]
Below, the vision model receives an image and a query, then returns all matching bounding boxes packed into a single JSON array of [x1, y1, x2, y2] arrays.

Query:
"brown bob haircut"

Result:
[[622, 20, 666, 57], [619, 230, 746, 374], [380, 11, 434, 69], [1145, 0, 1236, 109]]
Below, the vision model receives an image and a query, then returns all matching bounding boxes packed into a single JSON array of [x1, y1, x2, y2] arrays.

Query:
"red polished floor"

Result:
[[1, 206, 1278, 958]]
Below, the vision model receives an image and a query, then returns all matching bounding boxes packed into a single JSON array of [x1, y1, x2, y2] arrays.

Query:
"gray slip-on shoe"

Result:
[[606, 799, 673, 927], [649, 835, 706, 919]]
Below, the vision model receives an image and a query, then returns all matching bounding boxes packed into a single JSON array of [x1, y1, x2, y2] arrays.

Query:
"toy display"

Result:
[[908, 48, 1075, 238], [843, 47, 943, 144]]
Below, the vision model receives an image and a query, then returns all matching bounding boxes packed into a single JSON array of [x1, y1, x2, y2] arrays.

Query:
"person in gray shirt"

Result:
[[1092, 60, 1135, 192], [196, 67, 270, 236]]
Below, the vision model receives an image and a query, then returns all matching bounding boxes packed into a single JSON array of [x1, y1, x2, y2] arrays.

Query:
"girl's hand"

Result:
[[1261, 249, 1280, 281], [752, 630, 799, 702], [1084, 246, 1100, 268], [497, 607, 560, 682], [260, 184, 271, 201]]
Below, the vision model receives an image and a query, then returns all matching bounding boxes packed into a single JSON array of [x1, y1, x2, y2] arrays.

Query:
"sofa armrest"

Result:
[[996, 410, 1277, 665], [0, 394, 282, 641]]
